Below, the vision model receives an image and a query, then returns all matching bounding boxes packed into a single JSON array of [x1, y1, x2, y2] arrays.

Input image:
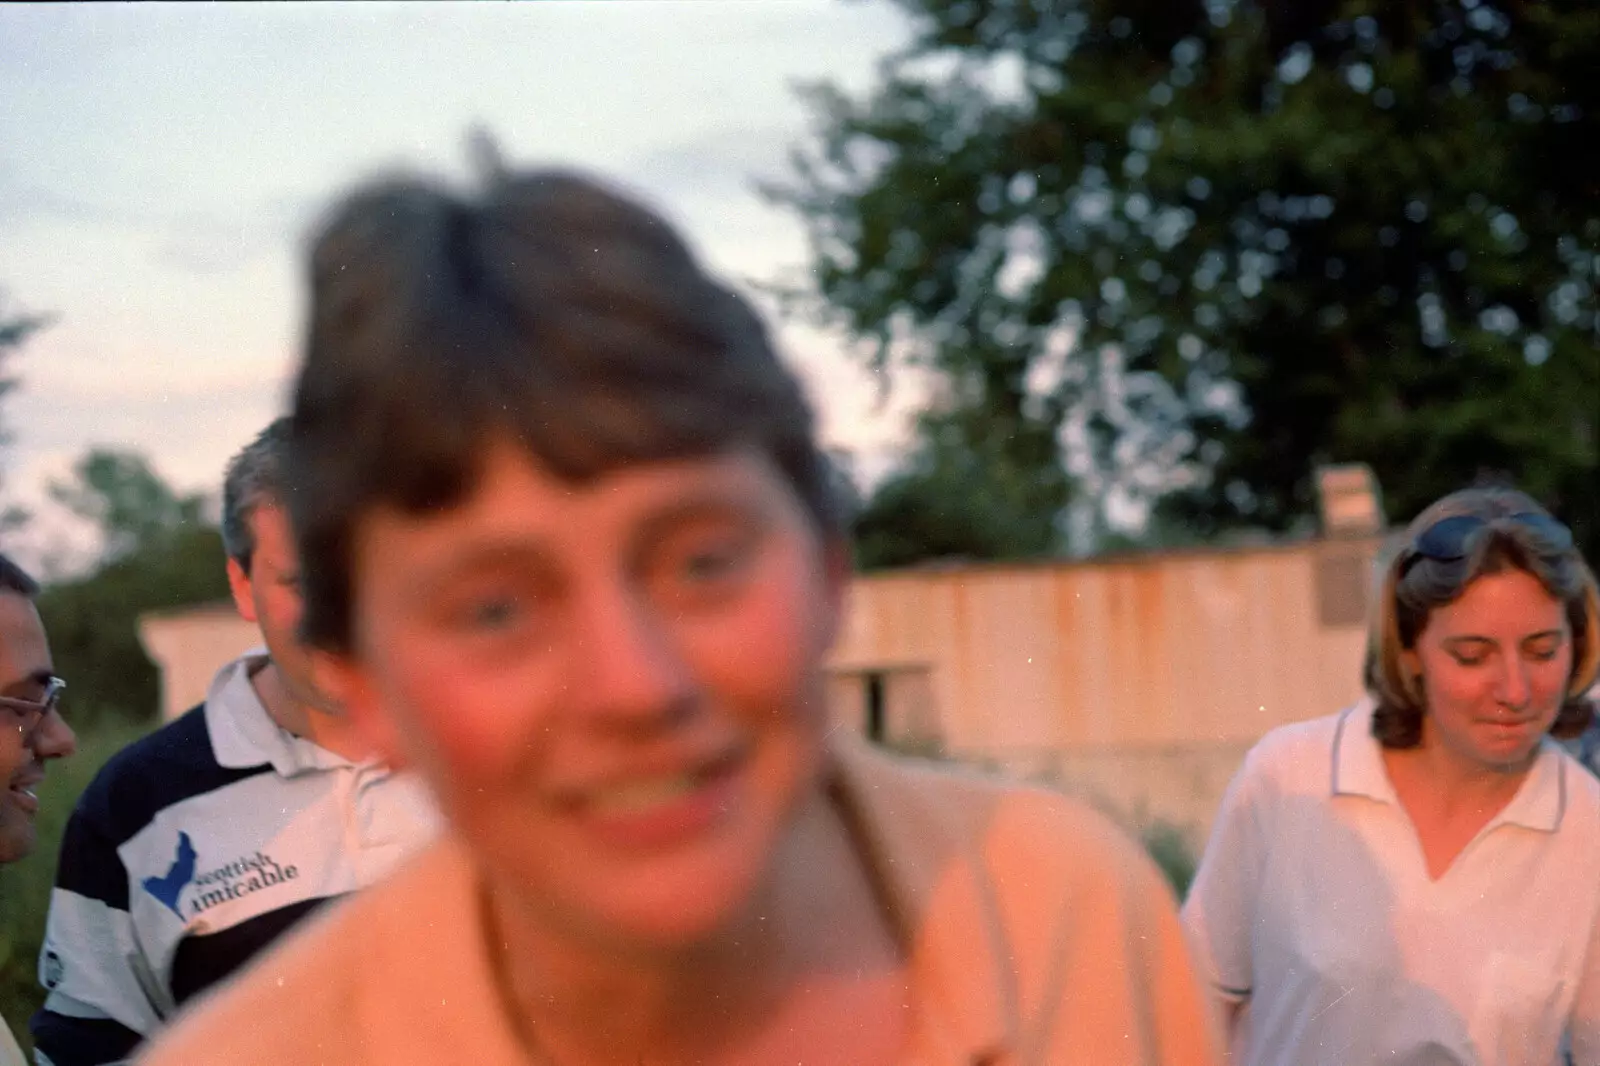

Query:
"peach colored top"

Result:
[[136, 736, 1223, 1065], [0, 1017, 25, 1066]]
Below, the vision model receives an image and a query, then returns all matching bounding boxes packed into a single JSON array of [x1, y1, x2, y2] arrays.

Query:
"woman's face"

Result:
[[1403, 568, 1573, 772], [326, 441, 846, 952]]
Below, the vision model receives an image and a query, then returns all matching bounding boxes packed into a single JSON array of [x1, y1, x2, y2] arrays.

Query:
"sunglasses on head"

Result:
[[1409, 512, 1574, 563], [0, 676, 66, 738]]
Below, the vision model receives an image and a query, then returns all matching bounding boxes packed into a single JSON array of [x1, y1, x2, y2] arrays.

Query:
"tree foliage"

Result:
[[37, 449, 228, 724], [854, 402, 1069, 568], [49, 449, 210, 563], [0, 296, 49, 451], [772, 0, 1599, 560], [0, 294, 51, 521]]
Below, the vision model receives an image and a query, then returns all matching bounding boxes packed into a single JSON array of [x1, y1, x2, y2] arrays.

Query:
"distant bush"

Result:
[[871, 736, 1202, 899], [1140, 820, 1198, 900], [0, 715, 152, 1053], [37, 525, 229, 727]]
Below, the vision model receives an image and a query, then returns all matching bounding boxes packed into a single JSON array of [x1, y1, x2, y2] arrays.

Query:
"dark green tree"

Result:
[[0, 296, 49, 450], [772, 0, 1599, 561], [37, 449, 228, 724], [854, 400, 1069, 569], [49, 449, 211, 562]]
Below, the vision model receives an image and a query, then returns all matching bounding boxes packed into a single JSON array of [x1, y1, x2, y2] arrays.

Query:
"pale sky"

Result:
[[0, 0, 925, 574]]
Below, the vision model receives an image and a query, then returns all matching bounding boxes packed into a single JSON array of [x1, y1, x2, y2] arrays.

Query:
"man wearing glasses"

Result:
[[0, 552, 77, 1066], [29, 420, 439, 1066]]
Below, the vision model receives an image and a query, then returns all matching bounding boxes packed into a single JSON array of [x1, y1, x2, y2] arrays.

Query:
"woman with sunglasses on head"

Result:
[[0, 552, 76, 1066], [1183, 486, 1600, 1066]]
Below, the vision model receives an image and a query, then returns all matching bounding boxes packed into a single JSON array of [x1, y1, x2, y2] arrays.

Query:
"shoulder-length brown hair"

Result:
[[1366, 486, 1600, 748]]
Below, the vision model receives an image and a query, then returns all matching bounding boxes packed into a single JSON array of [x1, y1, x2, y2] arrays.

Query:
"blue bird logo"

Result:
[[142, 831, 197, 917]]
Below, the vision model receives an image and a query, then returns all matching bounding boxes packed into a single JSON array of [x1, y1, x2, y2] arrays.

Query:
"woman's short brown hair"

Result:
[[1367, 486, 1600, 748], [286, 168, 848, 654]]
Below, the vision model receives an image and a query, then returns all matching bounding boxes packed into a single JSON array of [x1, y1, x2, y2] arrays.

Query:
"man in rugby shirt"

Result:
[[30, 419, 440, 1066]]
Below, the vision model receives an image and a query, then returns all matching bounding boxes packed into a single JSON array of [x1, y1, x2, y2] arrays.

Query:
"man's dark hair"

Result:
[[221, 417, 293, 573], [0, 552, 40, 599], [288, 167, 843, 652]]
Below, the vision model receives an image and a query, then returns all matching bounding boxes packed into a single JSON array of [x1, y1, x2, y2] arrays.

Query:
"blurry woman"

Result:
[[0, 553, 77, 1066], [133, 164, 1223, 1066], [1184, 487, 1600, 1065]]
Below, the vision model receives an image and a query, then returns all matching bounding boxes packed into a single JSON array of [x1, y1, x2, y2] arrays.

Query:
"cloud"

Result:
[[153, 194, 315, 276], [0, 161, 315, 283], [635, 125, 797, 196], [0, 172, 126, 230], [7, 374, 282, 475], [0, 0, 922, 548]]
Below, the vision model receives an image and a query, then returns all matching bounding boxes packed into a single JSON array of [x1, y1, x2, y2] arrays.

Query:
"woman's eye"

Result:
[[463, 596, 522, 630], [683, 547, 742, 581], [1450, 653, 1487, 667], [667, 533, 756, 591]]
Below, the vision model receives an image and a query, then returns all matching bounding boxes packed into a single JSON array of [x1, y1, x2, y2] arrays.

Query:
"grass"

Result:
[[1, 715, 153, 1053], [1141, 819, 1199, 900]]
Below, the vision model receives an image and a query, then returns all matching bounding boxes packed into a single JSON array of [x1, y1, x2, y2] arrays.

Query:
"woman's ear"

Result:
[[311, 650, 408, 770], [1399, 648, 1424, 699]]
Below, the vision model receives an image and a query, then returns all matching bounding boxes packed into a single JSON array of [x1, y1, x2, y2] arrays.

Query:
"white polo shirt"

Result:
[[1184, 699, 1600, 1066]]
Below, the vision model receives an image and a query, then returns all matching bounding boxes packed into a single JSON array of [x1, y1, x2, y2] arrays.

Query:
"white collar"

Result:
[[1332, 697, 1568, 833], [203, 650, 358, 777]]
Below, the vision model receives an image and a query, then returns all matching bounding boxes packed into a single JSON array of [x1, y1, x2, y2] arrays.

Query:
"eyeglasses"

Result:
[[0, 677, 66, 740], [1409, 512, 1574, 563]]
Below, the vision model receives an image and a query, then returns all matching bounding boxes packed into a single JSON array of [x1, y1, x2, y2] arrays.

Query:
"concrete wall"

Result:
[[138, 605, 261, 721], [138, 535, 1384, 843], [827, 537, 1384, 842]]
